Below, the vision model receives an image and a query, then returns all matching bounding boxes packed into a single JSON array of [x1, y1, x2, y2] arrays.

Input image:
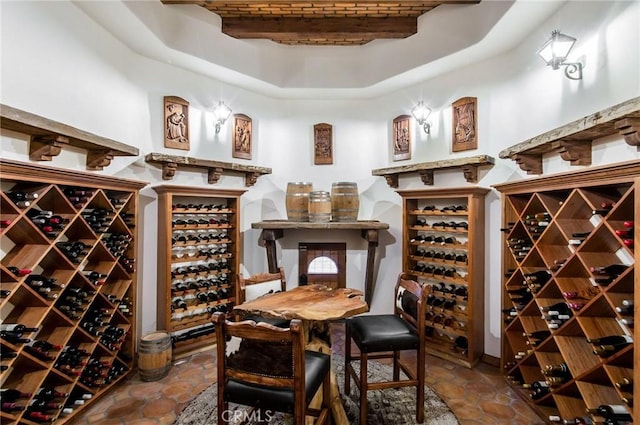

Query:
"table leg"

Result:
[[361, 229, 379, 306], [307, 336, 349, 425]]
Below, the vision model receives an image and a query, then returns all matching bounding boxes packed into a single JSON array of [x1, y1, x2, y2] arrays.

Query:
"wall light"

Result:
[[411, 101, 432, 134], [213, 101, 232, 133], [537, 30, 583, 80]]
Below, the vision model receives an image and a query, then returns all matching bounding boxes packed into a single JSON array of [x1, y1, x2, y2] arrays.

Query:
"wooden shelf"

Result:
[[371, 154, 495, 188], [0, 104, 139, 171], [145, 153, 272, 187], [0, 158, 146, 424], [493, 160, 639, 424], [251, 220, 389, 305], [152, 185, 246, 359], [396, 187, 489, 368], [499, 96, 640, 175]]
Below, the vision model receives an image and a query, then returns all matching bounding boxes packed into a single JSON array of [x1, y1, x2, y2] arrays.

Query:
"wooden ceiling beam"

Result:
[[222, 17, 417, 40]]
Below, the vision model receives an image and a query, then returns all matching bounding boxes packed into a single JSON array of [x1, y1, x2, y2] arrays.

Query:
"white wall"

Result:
[[1, 0, 638, 358]]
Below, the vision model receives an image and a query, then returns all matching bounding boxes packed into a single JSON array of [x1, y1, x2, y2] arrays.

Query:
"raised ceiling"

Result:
[[160, 1, 481, 45]]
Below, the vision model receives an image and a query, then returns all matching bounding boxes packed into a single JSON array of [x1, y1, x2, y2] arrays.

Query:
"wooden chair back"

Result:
[[237, 267, 287, 305], [394, 273, 427, 336], [213, 312, 314, 424]]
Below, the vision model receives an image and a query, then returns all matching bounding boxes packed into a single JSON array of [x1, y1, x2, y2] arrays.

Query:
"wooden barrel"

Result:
[[138, 331, 172, 382], [331, 182, 359, 222], [286, 182, 313, 222], [308, 191, 332, 223]]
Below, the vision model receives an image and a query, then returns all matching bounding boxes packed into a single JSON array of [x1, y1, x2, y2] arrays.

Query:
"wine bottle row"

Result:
[[1, 159, 144, 425], [496, 164, 638, 424]]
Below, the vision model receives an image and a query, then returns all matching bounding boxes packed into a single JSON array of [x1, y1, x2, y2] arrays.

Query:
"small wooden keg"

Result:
[[331, 182, 359, 222], [308, 191, 332, 223], [286, 182, 313, 221], [138, 331, 172, 382]]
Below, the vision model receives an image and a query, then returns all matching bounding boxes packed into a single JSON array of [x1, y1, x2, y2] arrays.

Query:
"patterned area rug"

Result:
[[174, 355, 459, 425]]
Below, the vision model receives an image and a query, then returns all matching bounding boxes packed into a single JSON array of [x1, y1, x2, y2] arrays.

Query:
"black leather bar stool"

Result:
[[344, 273, 427, 424]]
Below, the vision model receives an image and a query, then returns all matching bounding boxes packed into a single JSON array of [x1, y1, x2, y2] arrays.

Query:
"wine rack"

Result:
[[152, 185, 245, 359], [397, 187, 489, 368], [494, 160, 639, 424], [0, 158, 145, 424]]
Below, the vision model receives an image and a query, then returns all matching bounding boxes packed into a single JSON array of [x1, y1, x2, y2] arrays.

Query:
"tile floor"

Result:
[[75, 323, 544, 424]]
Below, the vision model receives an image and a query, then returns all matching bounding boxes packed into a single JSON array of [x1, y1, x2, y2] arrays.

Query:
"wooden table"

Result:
[[251, 220, 389, 305], [234, 284, 369, 424]]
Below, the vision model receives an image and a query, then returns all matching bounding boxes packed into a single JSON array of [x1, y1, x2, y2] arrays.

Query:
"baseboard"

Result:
[[480, 353, 500, 367]]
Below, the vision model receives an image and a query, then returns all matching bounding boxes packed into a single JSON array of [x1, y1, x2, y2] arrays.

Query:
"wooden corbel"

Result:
[[419, 170, 434, 185], [29, 135, 69, 161], [207, 167, 223, 184], [86, 149, 115, 171], [615, 118, 640, 146], [558, 140, 592, 166], [162, 162, 178, 180], [461, 165, 479, 183], [384, 174, 398, 188], [513, 153, 542, 175], [244, 172, 260, 187]]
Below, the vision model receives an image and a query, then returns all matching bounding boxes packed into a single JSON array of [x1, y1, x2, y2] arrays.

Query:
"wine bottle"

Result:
[[592, 337, 633, 357], [524, 270, 552, 285], [0, 331, 32, 344], [5, 190, 38, 203], [585, 404, 632, 421], [615, 228, 634, 238], [589, 264, 629, 277], [0, 323, 40, 333], [622, 238, 634, 248], [0, 388, 33, 401], [7, 266, 32, 276], [1, 401, 25, 412], [586, 334, 633, 345], [614, 377, 633, 392]]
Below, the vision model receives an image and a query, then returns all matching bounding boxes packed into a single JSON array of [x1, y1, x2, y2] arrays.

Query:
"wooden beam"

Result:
[[222, 17, 417, 40]]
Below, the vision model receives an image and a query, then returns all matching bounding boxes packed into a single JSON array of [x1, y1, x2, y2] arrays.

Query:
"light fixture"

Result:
[[411, 101, 432, 134], [537, 30, 583, 80], [213, 101, 232, 133]]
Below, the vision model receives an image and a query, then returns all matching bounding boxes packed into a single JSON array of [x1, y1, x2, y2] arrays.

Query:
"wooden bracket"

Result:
[[162, 162, 178, 180], [419, 170, 434, 185], [384, 174, 398, 188], [513, 153, 542, 175], [208, 167, 223, 184], [86, 149, 115, 171], [558, 140, 592, 166], [245, 172, 260, 187], [615, 117, 640, 146], [29, 135, 69, 161], [461, 165, 479, 183]]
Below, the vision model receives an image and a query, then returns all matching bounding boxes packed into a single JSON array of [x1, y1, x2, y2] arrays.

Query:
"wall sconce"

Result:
[[411, 101, 432, 134], [537, 30, 583, 80], [213, 101, 232, 133]]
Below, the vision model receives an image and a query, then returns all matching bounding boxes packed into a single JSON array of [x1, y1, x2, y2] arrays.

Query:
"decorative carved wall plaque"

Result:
[[314, 123, 333, 164], [452, 97, 478, 152], [393, 114, 411, 161], [164, 96, 190, 150], [233, 114, 252, 160]]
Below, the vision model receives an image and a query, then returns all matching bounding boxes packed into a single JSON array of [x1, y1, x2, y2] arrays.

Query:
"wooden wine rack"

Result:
[[494, 159, 639, 424], [0, 158, 146, 424], [152, 185, 245, 359], [397, 187, 489, 368]]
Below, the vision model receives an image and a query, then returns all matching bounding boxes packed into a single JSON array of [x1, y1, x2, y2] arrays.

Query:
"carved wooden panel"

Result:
[[393, 114, 411, 161], [164, 96, 190, 150], [452, 97, 478, 152], [314, 123, 333, 165], [233, 114, 252, 160]]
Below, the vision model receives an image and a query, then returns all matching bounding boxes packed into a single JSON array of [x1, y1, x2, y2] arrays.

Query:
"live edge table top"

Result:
[[233, 284, 369, 322]]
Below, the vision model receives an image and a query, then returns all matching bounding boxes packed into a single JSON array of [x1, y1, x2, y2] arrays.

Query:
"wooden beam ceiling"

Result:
[[160, 1, 482, 45]]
